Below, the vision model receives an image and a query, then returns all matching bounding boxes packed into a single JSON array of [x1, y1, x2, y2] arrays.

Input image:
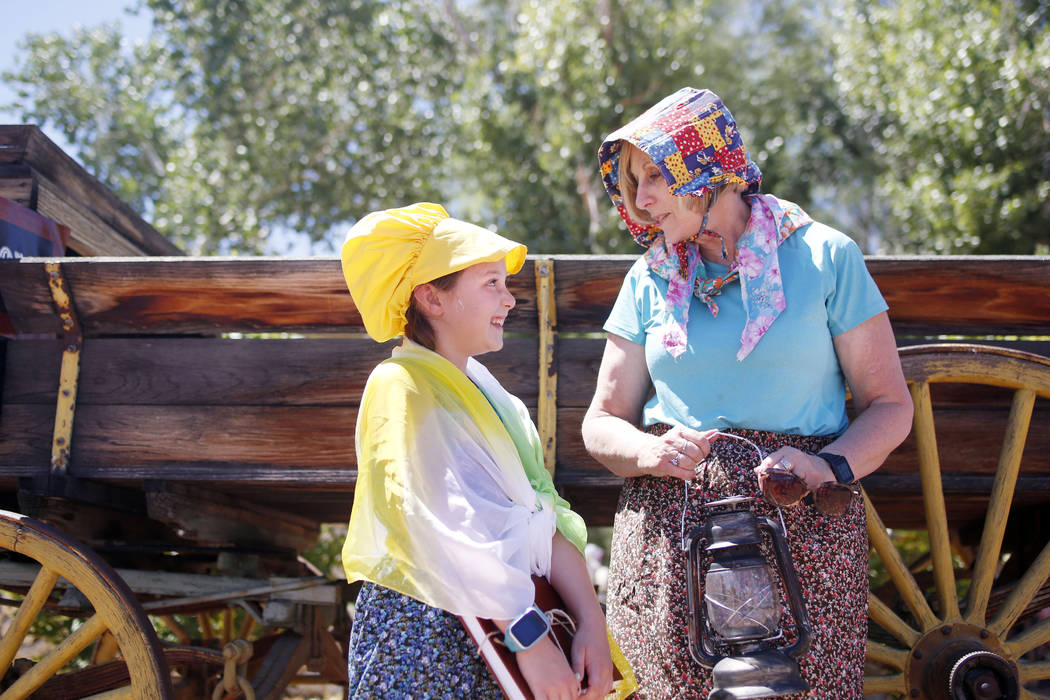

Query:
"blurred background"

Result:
[[2, 0, 1048, 258]]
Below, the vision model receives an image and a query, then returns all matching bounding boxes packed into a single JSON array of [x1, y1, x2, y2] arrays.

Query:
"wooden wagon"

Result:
[[2, 126, 1050, 698]]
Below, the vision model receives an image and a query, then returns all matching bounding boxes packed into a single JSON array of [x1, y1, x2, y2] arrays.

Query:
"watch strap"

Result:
[[817, 452, 855, 484], [503, 606, 550, 653]]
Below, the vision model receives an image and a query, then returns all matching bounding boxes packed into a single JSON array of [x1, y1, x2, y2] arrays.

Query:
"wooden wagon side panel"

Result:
[[3, 256, 1050, 531]]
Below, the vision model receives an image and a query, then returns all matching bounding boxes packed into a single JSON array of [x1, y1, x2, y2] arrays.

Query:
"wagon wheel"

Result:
[[0, 509, 172, 699], [864, 344, 1050, 699]]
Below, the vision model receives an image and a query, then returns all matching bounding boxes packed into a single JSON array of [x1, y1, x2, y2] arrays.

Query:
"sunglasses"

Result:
[[676, 431, 861, 551], [760, 468, 860, 517]]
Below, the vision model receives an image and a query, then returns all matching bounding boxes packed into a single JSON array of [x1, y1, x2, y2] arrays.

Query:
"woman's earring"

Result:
[[720, 237, 728, 261]]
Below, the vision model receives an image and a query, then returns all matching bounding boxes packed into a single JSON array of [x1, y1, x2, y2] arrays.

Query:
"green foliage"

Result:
[[302, 523, 348, 579], [2, 0, 1048, 254], [832, 0, 1050, 253]]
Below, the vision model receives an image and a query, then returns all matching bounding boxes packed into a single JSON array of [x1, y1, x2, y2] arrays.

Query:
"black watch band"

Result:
[[817, 452, 855, 484]]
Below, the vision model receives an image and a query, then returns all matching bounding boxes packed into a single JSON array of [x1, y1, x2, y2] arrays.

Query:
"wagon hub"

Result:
[[906, 622, 1018, 700]]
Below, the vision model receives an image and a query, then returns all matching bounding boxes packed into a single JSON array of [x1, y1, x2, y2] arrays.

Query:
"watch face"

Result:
[[511, 608, 549, 647]]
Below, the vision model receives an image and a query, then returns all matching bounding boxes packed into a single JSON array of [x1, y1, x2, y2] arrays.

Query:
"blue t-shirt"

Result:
[[604, 221, 887, 437]]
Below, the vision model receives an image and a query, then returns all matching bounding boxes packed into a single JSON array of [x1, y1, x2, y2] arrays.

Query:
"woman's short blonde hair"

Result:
[[616, 141, 743, 227]]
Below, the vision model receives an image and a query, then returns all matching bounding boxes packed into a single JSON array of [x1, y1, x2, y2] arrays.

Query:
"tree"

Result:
[[5, 1, 1046, 254], [831, 0, 1050, 253], [445, 0, 870, 253], [5, 0, 465, 254], [5, 0, 859, 254]]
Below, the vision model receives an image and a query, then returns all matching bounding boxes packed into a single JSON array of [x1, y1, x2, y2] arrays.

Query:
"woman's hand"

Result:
[[570, 616, 615, 699], [756, 447, 834, 491], [517, 636, 581, 700], [638, 426, 721, 481]]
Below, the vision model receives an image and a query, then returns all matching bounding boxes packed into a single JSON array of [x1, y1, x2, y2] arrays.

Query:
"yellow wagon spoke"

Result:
[[866, 640, 909, 671], [237, 608, 257, 640], [1019, 660, 1050, 683], [966, 388, 1036, 626], [866, 491, 939, 632], [868, 593, 921, 648], [0, 613, 107, 699], [862, 672, 906, 695], [1006, 616, 1050, 659], [0, 566, 60, 676], [82, 688, 137, 700], [158, 615, 193, 645], [911, 380, 960, 623], [991, 539, 1050, 640]]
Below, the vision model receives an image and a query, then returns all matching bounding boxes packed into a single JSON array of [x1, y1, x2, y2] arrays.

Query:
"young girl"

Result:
[[340, 203, 624, 699]]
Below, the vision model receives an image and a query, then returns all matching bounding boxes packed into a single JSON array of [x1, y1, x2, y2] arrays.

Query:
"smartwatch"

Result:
[[817, 452, 855, 484], [503, 605, 550, 653]]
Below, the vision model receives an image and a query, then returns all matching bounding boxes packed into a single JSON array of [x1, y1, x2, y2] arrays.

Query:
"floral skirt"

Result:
[[347, 582, 502, 699], [606, 428, 868, 699]]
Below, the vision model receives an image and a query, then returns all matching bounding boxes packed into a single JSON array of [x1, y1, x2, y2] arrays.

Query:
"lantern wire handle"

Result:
[[681, 431, 789, 551]]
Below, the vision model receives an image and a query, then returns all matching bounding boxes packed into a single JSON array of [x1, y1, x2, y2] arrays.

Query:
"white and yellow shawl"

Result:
[[342, 340, 587, 620]]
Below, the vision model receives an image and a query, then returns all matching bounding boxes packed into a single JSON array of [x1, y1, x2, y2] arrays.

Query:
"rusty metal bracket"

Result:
[[534, 257, 557, 476], [45, 262, 81, 477]]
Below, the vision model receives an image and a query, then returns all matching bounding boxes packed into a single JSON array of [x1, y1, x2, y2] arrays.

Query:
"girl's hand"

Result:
[[517, 636, 580, 700], [637, 427, 721, 481], [570, 617, 615, 699]]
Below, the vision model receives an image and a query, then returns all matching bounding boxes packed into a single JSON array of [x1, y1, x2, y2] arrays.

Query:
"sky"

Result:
[[0, 0, 153, 144]]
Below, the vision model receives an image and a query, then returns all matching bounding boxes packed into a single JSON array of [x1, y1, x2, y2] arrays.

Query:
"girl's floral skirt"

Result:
[[347, 582, 502, 699]]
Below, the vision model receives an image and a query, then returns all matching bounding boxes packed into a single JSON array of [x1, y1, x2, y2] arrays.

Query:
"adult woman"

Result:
[[340, 203, 625, 699], [581, 88, 913, 697]]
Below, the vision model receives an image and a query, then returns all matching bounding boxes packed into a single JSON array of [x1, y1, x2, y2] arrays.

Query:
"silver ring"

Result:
[[671, 454, 681, 467], [781, 459, 794, 471]]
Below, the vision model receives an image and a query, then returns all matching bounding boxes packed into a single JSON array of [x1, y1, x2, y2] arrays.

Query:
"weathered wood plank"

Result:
[[550, 256, 1050, 334], [868, 257, 1050, 335], [1, 339, 61, 403], [146, 483, 320, 551], [67, 405, 356, 468], [7, 370, 1047, 481], [0, 257, 535, 335], [0, 404, 52, 473], [0, 164, 35, 207], [35, 173, 147, 256], [8, 336, 1041, 411], [0, 262, 63, 335], [3, 337, 540, 405], [3, 257, 1049, 337]]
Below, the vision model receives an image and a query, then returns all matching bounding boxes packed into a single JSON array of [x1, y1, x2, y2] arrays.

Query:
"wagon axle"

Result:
[[906, 622, 1018, 699]]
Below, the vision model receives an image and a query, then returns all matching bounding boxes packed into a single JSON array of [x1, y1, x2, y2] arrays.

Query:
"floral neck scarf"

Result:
[[645, 193, 812, 361]]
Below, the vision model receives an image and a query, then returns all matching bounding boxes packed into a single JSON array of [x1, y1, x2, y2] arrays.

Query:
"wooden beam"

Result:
[[2, 257, 1049, 337], [3, 336, 539, 406], [0, 125, 180, 256]]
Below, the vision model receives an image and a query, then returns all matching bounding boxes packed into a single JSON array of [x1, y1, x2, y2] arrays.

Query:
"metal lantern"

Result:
[[685, 496, 813, 699]]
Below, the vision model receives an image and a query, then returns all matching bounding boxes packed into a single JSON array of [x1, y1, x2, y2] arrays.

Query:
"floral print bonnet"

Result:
[[597, 87, 812, 361]]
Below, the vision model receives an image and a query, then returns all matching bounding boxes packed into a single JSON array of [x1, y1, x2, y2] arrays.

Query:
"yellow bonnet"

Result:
[[341, 202, 527, 342]]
